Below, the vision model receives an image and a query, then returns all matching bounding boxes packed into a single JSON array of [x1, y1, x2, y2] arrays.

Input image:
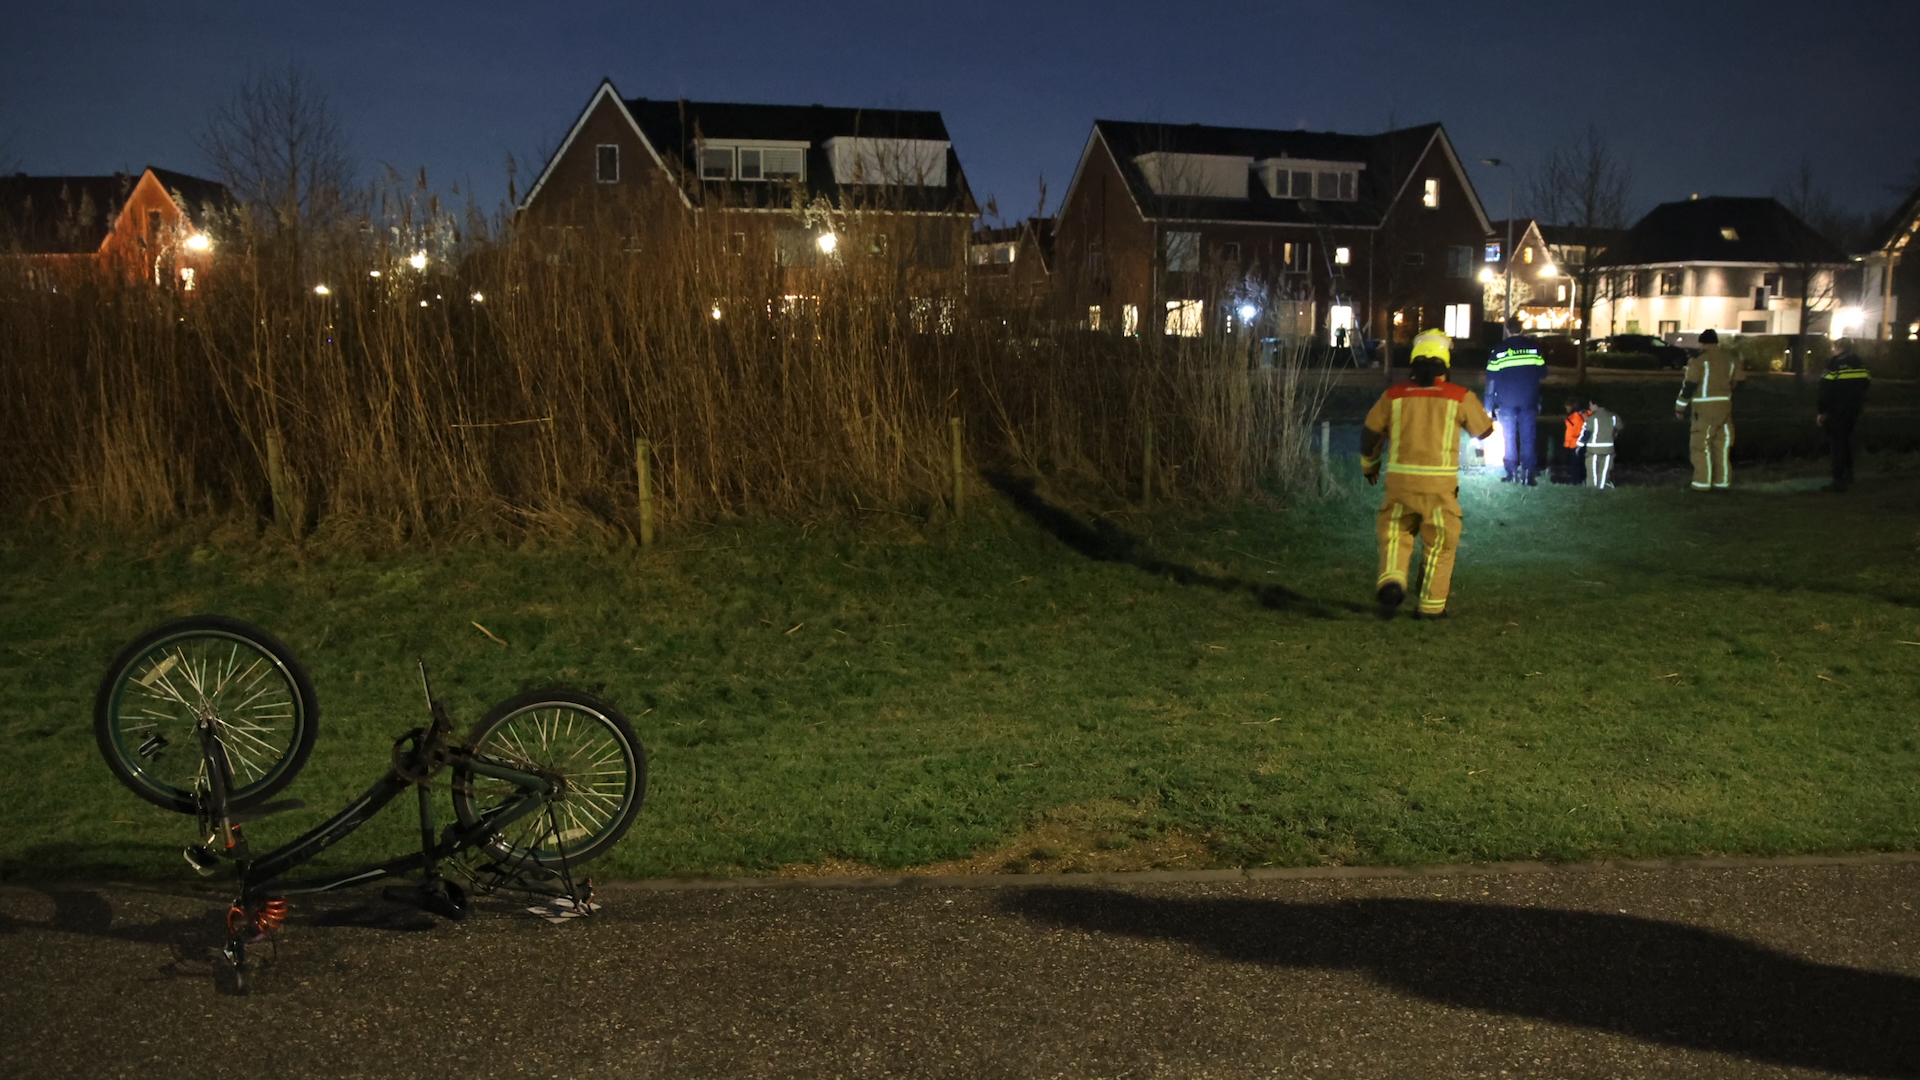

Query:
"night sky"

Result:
[[5, 1, 1917, 231]]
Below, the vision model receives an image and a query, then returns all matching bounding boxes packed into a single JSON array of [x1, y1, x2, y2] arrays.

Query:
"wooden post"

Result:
[[636, 438, 655, 547], [950, 415, 965, 519], [1320, 420, 1331, 484], [1142, 420, 1155, 506], [265, 428, 294, 536]]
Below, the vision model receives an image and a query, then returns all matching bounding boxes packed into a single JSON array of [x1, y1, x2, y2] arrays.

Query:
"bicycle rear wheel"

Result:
[[94, 615, 319, 813], [452, 687, 646, 869]]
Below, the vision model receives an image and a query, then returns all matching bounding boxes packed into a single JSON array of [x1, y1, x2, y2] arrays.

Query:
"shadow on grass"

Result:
[[984, 471, 1364, 620], [1001, 887, 1920, 1078]]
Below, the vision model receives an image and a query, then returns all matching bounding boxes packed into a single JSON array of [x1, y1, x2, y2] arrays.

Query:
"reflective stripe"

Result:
[[1692, 395, 1728, 402], [1382, 502, 1406, 587], [1387, 463, 1460, 476], [1824, 369, 1871, 380], [1420, 505, 1447, 611], [1589, 441, 1613, 448]]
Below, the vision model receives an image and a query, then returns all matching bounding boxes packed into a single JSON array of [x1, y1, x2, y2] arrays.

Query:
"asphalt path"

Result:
[[3, 858, 1918, 1079]]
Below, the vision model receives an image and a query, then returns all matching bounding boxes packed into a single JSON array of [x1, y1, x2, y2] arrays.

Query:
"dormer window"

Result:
[[1423, 178, 1439, 208], [701, 141, 808, 182], [596, 145, 619, 183], [1720, 226, 1739, 241], [1257, 158, 1362, 202]]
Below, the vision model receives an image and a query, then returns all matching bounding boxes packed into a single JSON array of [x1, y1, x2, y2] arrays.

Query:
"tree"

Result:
[[1775, 158, 1864, 373], [1526, 124, 1632, 358], [199, 68, 354, 241]]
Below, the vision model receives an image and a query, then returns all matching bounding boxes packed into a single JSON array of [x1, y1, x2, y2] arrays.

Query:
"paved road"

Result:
[[3, 859, 1918, 1079]]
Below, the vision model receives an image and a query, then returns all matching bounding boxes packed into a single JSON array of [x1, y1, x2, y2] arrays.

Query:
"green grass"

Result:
[[3, 456, 1919, 883]]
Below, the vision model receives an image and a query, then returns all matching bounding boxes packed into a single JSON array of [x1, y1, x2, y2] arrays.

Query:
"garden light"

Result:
[[1237, 303, 1257, 322], [409, 252, 428, 270], [471, 292, 485, 303], [1480, 267, 1495, 283], [184, 233, 211, 252], [313, 284, 331, 295], [370, 270, 382, 278], [816, 233, 837, 254], [711, 304, 724, 320]]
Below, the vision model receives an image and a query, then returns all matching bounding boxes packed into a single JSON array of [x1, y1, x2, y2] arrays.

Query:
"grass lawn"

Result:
[[3, 455, 1918, 883]]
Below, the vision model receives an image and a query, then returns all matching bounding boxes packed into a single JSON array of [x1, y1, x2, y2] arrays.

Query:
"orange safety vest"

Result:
[[1564, 409, 1591, 449]]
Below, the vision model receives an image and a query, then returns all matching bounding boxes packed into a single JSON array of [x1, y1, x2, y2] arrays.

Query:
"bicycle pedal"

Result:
[[183, 845, 219, 877]]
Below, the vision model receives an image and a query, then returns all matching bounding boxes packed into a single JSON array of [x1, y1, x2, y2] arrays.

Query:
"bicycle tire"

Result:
[[94, 615, 320, 814], [452, 687, 646, 869]]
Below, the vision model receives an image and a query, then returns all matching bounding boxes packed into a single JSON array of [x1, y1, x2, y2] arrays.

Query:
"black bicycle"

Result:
[[93, 614, 647, 993]]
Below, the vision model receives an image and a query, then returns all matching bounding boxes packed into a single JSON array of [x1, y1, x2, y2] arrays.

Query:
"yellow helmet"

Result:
[[1410, 328, 1451, 365]]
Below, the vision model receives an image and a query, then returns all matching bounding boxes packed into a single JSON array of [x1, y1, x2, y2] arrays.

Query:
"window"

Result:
[[917, 226, 955, 269], [1523, 247, 1534, 264], [1740, 319, 1768, 333], [738, 149, 762, 180], [1625, 319, 1642, 333], [1447, 246, 1473, 278], [1329, 304, 1355, 345], [1556, 284, 1568, 302], [1443, 303, 1472, 338], [1165, 231, 1199, 272], [1220, 242, 1240, 264], [1165, 299, 1203, 337], [1087, 245, 1103, 276], [1291, 170, 1313, 198], [1659, 270, 1683, 296], [1762, 272, 1781, 298], [1122, 304, 1140, 337], [1334, 246, 1350, 265], [762, 148, 803, 180], [1403, 251, 1425, 266], [774, 226, 817, 267], [1316, 171, 1341, 200], [1282, 241, 1309, 273], [1422, 178, 1439, 208], [596, 144, 619, 183], [910, 297, 955, 335], [730, 232, 746, 256], [1484, 242, 1502, 263], [700, 147, 733, 180], [1088, 305, 1103, 331], [1720, 227, 1739, 241], [146, 209, 162, 235], [1658, 319, 1679, 337]]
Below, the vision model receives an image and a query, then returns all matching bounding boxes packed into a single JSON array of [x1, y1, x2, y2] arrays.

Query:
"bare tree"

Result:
[[199, 68, 354, 238], [1527, 123, 1632, 231]]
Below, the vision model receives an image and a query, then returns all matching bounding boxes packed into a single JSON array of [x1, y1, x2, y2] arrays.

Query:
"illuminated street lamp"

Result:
[[313, 284, 331, 296], [184, 233, 212, 252], [815, 233, 837, 255], [409, 251, 428, 270]]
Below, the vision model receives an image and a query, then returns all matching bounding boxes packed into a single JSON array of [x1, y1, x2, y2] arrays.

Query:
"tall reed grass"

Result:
[[0, 188, 1335, 544]]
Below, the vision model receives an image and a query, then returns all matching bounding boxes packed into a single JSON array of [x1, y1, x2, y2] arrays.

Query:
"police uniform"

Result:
[[1485, 331, 1548, 483], [1817, 349, 1871, 491], [1675, 335, 1742, 489], [1360, 330, 1495, 618], [1579, 405, 1622, 488]]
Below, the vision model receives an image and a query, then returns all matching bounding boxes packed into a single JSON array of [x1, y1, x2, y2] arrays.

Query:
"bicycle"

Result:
[[93, 614, 648, 993]]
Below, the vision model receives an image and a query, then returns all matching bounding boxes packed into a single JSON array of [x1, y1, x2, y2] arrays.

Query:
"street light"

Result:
[[815, 233, 837, 255], [184, 233, 211, 252], [1482, 158, 1515, 323]]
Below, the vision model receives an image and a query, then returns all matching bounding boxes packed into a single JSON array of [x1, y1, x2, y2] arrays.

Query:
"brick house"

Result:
[[1049, 120, 1491, 349], [517, 79, 978, 303], [968, 216, 1053, 312], [0, 167, 232, 289], [1483, 218, 1585, 331]]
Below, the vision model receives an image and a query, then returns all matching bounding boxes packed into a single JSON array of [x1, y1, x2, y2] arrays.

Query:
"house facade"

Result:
[[1048, 119, 1491, 348], [1858, 180, 1919, 341], [1482, 219, 1581, 331], [1589, 196, 1851, 342], [0, 167, 232, 289], [517, 80, 977, 303], [968, 216, 1053, 312]]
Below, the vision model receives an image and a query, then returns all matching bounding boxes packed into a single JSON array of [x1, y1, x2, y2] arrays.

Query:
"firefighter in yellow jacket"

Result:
[[1361, 329, 1495, 620], [1674, 328, 1744, 489]]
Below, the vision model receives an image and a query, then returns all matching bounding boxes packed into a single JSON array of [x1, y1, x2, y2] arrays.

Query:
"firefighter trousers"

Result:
[[1689, 401, 1733, 489], [1586, 450, 1614, 488], [1376, 488, 1462, 615]]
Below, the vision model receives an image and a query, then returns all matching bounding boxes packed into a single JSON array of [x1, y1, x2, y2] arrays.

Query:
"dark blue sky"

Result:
[[5, 1, 1916, 231]]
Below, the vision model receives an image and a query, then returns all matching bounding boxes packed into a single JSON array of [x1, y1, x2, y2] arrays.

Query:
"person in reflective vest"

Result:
[[1578, 399, 1622, 488], [1483, 317, 1548, 484], [1674, 328, 1743, 489], [1816, 340, 1871, 492], [1360, 329, 1495, 620]]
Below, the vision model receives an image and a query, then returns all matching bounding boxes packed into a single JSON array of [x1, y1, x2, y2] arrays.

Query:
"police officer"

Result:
[[1578, 398, 1623, 489], [1361, 329, 1496, 620], [1484, 317, 1548, 484], [1817, 339, 1871, 492], [1674, 328, 1742, 490]]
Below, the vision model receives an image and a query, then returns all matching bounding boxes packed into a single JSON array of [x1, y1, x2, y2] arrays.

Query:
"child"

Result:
[[1579, 399, 1622, 488], [1559, 399, 1592, 483]]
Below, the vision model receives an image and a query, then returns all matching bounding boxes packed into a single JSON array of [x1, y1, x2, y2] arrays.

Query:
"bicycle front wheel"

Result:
[[452, 687, 646, 869], [94, 615, 319, 813]]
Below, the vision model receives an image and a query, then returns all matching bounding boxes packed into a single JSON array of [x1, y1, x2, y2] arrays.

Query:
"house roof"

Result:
[[0, 168, 233, 254], [1072, 119, 1484, 232], [622, 96, 977, 215], [1594, 196, 1847, 267], [1867, 180, 1920, 258], [972, 216, 1053, 272], [1537, 224, 1628, 255]]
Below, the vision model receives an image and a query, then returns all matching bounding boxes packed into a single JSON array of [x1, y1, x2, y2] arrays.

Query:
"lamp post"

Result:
[[1482, 158, 1515, 323]]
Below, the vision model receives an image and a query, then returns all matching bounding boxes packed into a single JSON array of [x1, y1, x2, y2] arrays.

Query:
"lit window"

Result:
[[596, 145, 619, 183], [1484, 242, 1501, 263], [701, 147, 733, 180], [1165, 299, 1203, 337], [1122, 304, 1140, 337], [1283, 242, 1310, 273], [1334, 246, 1350, 265], [1165, 231, 1199, 272], [1660, 271, 1683, 296], [1523, 247, 1534, 264], [1720, 227, 1739, 241], [1556, 284, 1568, 302], [1443, 303, 1472, 338], [1088, 305, 1103, 331], [1422, 178, 1439, 208], [1329, 304, 1355, 344]]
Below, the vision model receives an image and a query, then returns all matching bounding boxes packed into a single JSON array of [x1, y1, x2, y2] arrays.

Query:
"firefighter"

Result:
[[1579, 398, 1622, 488], [1484, 317, 1548, 484], [1816, 339, 1871, 492], [1673, 328, 1742, 489], [1361, 329, 1495, 620]]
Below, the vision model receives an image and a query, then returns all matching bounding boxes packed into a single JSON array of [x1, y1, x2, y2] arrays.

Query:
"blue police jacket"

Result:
[[1485, 334, 1547, 412]]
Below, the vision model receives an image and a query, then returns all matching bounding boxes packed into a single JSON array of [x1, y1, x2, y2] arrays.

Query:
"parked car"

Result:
[[1592, 333, 1690, 369]]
